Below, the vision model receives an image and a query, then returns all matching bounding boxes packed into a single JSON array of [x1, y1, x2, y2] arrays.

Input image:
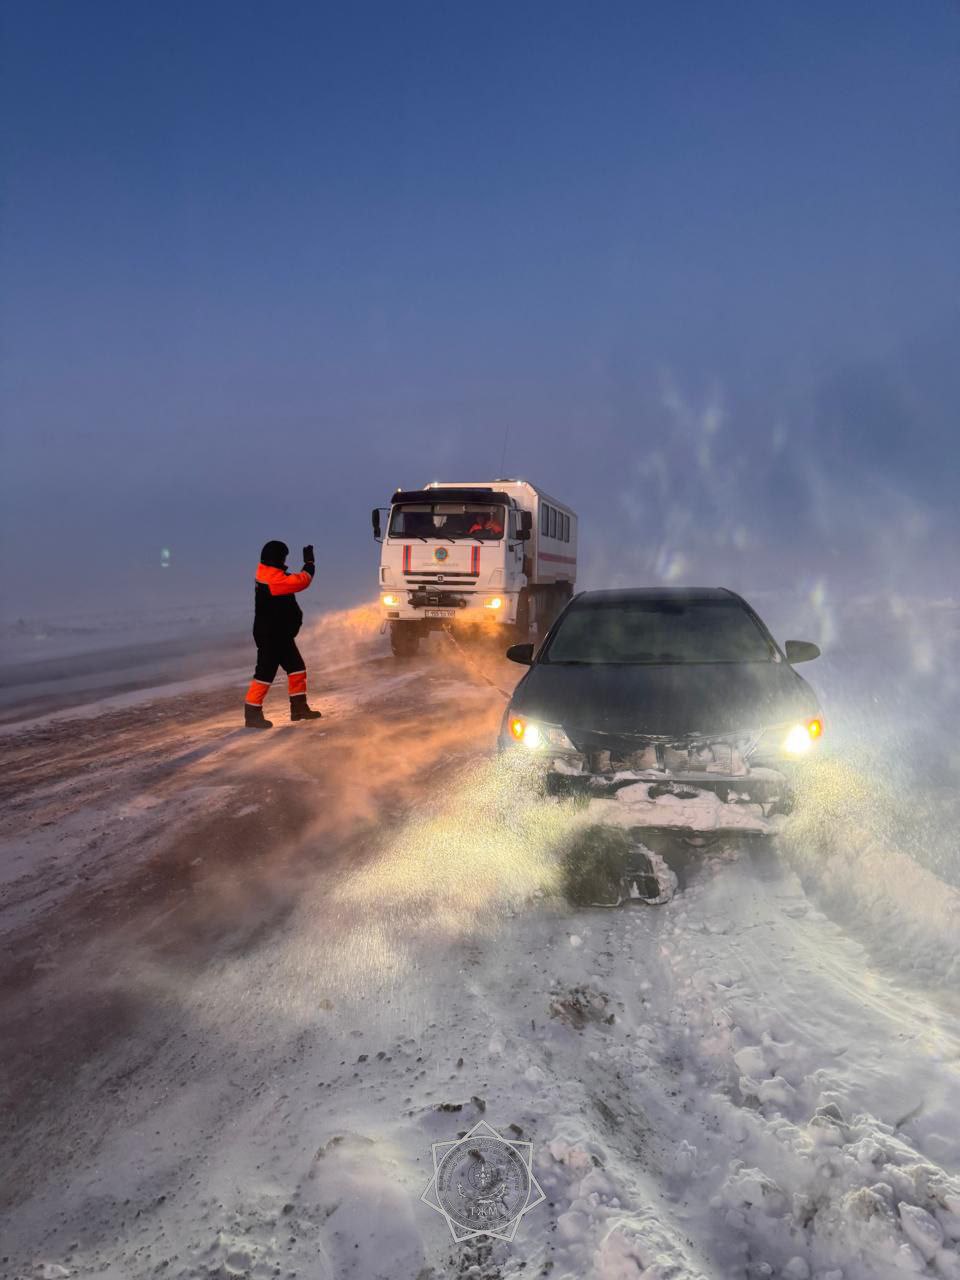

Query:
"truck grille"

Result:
[[408, 589, 469, 609], [404, 572, 478, 590], [404, 571, 477, 582]]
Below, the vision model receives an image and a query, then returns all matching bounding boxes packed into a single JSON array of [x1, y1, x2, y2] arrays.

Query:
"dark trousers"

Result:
[[245, 637, 307, 704]]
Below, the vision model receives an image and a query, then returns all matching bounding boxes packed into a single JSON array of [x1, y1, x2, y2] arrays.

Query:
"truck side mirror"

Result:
[[371, 508, 382, 541], [520, 511, 533, 533], [784, 639, 820, 664]]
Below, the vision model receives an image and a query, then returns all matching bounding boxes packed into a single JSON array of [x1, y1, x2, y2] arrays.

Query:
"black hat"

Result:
[[260, 540, 289, 568]]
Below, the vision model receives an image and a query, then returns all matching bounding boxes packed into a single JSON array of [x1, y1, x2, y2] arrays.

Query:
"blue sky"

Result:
[[2, 1, 957, 615]]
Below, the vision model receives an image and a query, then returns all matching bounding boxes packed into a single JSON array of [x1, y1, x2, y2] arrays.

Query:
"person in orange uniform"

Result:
[[468, 511, 504, 537], [244, 540, 322, 729]]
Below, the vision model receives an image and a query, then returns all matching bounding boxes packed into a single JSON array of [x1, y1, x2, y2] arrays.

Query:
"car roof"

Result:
[[572, 587, 743, 606]]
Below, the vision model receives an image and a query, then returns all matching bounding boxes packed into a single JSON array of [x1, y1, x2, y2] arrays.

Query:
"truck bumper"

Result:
[[382, 594, 518, 627]]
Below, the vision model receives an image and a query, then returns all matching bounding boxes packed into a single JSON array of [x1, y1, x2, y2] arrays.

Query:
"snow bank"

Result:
[[782, 758, 960, 988]]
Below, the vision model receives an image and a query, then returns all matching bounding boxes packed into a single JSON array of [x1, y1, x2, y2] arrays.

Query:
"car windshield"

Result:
[[388, 502, 505, 540], [542, 598, 774, 664]]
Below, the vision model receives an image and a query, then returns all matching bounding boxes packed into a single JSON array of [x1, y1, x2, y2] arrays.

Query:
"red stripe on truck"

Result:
[[538, 551, 577, 564], [471, 546, 480, 575], [403, 545, 411, 572]]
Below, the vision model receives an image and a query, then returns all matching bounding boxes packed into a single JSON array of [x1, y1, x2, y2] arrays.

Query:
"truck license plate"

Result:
[[424, 609, 455, 618]]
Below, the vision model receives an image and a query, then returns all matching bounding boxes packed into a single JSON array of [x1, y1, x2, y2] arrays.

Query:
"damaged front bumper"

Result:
[[546, 765, 792, 837], [499, 723, 806, 836]]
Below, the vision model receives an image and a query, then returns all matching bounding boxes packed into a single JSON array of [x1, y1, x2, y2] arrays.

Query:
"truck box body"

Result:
[[374, 479, 577, 651]]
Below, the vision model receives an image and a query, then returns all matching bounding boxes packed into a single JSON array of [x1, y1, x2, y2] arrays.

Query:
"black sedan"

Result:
[[499, 588, 823, 812]]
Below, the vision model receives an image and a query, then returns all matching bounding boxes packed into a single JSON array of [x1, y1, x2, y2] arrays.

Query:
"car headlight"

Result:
[[506, 714, 577, 752], [782, 717, 824, 756]]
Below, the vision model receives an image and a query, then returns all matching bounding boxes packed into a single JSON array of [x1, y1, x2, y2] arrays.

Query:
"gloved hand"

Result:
[[302, 544, 315, 564]]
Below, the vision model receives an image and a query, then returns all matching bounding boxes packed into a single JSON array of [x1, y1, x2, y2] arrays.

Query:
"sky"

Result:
[[1, 1, 958, 621]]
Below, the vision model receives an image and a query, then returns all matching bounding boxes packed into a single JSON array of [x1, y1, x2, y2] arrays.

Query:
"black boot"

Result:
[[290, 694, 322, 721], [244, 703, 273, 730]]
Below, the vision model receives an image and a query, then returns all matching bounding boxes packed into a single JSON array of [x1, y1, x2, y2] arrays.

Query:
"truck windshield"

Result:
[[388, 503, 505, 540], [543, 598, 775, 665]]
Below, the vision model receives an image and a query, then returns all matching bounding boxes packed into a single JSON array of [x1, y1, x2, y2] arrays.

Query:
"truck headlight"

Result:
[[381, 593, 400, 607], [507, 715, 577, 752], [484, 596, 503, 610]]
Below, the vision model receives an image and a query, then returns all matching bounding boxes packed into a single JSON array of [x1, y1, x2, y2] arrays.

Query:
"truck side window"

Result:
[[549, 507, 557, 538], [541, 504, 549, 535]]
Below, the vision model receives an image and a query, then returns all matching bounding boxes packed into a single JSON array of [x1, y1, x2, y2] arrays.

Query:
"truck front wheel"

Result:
[[390, 621, 421, 658], [512, 589, 531, 643]]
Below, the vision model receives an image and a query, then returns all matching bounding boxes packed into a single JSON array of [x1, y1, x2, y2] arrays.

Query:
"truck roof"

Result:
[[423, 479, 576, 516], [391, 486, 514, 506]]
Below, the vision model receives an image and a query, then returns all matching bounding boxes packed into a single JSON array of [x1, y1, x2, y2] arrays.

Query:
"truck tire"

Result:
[[537, 585, 565, 636], [513, 589, 531, 642], [554, 581, 574, 620], [554, 581, 574, 625], [390, 621, 420, 658]]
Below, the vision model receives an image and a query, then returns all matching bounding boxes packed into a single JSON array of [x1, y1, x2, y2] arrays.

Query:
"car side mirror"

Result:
[[785, 639, 820, 664], [506, 643, 534, 665], [371, 508, 382, 541]]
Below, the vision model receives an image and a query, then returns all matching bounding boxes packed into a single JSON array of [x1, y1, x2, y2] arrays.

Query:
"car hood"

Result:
[[512, 660, 817, 740]]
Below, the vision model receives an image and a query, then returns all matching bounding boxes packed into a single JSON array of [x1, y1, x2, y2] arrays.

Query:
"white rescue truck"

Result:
[[372, 479, 578, 656]]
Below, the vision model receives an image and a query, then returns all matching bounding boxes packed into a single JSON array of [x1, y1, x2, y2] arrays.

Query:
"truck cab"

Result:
[[372, 479, 577, 656]]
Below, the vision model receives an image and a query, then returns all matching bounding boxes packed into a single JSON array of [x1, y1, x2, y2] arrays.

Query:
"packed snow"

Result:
[[1, 595, 958, 1279]]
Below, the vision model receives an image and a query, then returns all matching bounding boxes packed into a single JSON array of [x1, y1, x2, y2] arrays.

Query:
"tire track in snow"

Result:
[[451, 837, 960, 1278], [643, 847, 960, 1278]]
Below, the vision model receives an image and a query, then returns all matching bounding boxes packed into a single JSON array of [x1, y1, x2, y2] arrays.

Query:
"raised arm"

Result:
[[256, 554, 315, 596]]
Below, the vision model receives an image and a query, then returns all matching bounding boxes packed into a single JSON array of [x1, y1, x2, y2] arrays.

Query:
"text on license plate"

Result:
[[424, 609, 456, 618]]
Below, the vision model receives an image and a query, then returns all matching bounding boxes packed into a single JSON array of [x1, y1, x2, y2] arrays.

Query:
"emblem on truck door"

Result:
[[434, 547, 449, 562]]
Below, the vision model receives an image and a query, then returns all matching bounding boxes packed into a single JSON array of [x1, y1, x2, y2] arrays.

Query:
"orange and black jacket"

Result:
[[253, 559, 314, 642]]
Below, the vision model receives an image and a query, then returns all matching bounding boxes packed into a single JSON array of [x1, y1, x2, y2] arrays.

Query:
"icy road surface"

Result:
[[1, 602, 959, 1280]]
